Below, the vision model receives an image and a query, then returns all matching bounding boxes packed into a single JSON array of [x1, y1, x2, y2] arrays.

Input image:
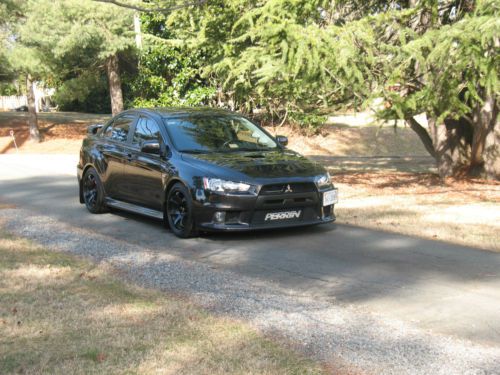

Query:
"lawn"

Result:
[[332, 172, 500, 252], [0, 219, 324, 374]]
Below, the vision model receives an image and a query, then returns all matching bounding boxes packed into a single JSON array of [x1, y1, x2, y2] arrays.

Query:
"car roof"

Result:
[[124, 107, 237, 118]]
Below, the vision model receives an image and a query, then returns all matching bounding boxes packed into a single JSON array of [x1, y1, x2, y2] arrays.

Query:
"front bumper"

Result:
[[193, 186, 337, 232]]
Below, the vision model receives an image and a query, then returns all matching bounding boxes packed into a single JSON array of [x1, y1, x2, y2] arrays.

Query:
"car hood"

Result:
[[181, 150, 326, 181]]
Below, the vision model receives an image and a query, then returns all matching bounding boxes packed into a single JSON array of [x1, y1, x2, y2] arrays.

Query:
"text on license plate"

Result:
[[264, 210, 302, 221], [323, 189, 338, 206]]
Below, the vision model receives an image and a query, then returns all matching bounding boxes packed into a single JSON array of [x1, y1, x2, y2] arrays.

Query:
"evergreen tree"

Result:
[[13, 0, 136, 116], [165, 0, 499, 179]]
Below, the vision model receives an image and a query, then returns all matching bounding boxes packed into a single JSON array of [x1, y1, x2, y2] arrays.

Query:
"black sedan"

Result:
[[77, 108, 338, 238]]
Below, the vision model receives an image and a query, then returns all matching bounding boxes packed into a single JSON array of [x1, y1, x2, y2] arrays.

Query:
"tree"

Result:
[[15, 0, 137, 116], [126, 12, 216, 108], [163, 0, 499, 179], [378, 0, 499, 179], [2, 0, 45, 141], [91, 0, 214, 109]]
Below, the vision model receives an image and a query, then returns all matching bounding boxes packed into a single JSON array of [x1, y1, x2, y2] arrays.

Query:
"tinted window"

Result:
[[102, 119, 115, 138], [164, 115, 277, 153], [102, 115, 134, 143], [132, 117, 161, 146]]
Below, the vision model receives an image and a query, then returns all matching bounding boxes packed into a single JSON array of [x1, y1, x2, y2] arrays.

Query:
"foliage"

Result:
[[6, 0, 136, 112], [164, 0, 386, 130], [0, 82, 21, 96], [288, 111, 327, 135], [378, 0, 500, 123], [53, 72, 112, 113], [1, 0, 498, 176], [127, 28, 217, 108]]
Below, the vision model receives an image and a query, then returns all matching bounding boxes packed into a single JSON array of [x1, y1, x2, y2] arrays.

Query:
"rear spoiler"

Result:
[[87, 123, 103, 135]]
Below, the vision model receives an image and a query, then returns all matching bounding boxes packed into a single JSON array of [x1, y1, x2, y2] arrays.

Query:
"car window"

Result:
[[102, 119, 115, 138], [102, 115, 134, 143], [164, 115, 278, 153], [132, 117, 162, 146]]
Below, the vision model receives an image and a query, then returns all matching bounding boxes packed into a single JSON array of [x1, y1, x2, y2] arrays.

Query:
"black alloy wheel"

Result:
[[82, 167, 106, 213], [166, 183, 197, 238]]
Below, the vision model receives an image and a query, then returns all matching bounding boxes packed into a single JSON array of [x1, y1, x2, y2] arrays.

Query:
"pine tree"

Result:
[[11, 0, 136, 116], [165, 0, 499, 179]]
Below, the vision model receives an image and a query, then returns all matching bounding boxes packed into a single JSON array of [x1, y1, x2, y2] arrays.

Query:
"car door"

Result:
[[98, 114, 136, 200], [122, 116, 165, 211]]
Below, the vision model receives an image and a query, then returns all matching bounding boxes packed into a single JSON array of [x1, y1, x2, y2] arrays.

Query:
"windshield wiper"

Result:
[[224, 147, 276, 152], [179, 149, 209, 154]]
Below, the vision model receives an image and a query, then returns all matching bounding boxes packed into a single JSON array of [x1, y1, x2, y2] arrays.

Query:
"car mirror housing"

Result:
[[276, 135, 288, 147], [87, 123, 103, 135], [141, 140, 161, 154]]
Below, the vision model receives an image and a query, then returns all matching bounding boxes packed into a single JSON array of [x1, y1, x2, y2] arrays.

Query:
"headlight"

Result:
[[203, 177, 255, 194], [315, 172, 332, 189]]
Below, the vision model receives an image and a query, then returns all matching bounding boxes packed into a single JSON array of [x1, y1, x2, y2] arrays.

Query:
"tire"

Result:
[[82, 167, 107, 214], [166, 183, 198, 238]]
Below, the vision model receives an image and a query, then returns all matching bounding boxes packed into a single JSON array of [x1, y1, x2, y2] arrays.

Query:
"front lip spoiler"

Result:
[[198, 216, 335, 232]]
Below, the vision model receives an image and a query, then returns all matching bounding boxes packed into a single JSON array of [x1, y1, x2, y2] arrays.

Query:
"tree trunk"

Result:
[[405, 116, 471, 178], [26, 74, 41, 142], [432, 117, 473, 178], [474, 94, 499, 180], [105, 54, 124, 116]]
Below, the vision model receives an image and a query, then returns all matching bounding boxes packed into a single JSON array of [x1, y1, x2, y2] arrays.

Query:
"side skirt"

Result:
[[105, 198, 164, 220]]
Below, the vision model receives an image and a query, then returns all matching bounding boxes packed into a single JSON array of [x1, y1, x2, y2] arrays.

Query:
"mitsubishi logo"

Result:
[[284, 184, 293, 193]]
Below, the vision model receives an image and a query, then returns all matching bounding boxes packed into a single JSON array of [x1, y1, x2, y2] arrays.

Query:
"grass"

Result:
[[272, 123, 430, 158], [0, 225, 325, 375], [332, 172, 500, 252]]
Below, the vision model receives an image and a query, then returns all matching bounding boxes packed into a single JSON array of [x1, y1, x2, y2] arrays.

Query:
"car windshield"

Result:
[[164, 115, 278, 153]]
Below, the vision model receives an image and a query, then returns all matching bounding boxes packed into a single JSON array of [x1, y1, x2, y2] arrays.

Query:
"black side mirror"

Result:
[[141, 140, 160, 154], [87, 123, 103, 135], [276, 135, 288, 147], [160, 143, 172, 158]]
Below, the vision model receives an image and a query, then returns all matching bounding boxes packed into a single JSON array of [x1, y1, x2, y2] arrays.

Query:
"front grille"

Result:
[[261, 197, 315, 206], [259, 182, 317, 195]]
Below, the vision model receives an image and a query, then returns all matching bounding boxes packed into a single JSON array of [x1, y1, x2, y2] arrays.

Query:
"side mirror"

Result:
[[87, 123, 103, 135], [276, 135, 288, 147], [141, 140, 160, 154]]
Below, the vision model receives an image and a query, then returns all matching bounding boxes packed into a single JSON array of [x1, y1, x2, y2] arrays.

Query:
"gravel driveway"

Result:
[[1, 154, 500, 374]]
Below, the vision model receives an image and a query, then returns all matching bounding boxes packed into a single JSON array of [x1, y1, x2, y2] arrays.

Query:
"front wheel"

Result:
[[166, 183, 198, 238], [82, 167, 107, 213]]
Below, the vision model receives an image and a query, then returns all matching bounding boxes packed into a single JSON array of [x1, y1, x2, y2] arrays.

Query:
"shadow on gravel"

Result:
[[2, 175, 500, 345]]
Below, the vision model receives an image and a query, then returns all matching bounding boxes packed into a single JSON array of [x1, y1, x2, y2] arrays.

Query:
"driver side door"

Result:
[[121, 116, 165, 211]]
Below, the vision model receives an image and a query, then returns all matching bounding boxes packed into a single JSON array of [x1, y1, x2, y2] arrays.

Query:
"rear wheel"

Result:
[[82, 167, 107, 213], [166, 183, 198, 238]]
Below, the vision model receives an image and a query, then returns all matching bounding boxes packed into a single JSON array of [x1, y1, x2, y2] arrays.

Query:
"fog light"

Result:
[[213, 211, 226, 223]]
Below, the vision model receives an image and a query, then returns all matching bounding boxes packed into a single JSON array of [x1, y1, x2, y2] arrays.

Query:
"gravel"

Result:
[[1, 207, 499, 375]]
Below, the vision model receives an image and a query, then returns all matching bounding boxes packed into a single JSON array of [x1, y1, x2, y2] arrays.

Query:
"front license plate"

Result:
[[323, 189, 338, 206], [264, 210, 302, 222]]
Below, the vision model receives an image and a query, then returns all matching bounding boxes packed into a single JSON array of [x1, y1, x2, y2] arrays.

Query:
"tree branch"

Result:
[[92, 0, 207, 13], [406, 116, 437, 159]]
